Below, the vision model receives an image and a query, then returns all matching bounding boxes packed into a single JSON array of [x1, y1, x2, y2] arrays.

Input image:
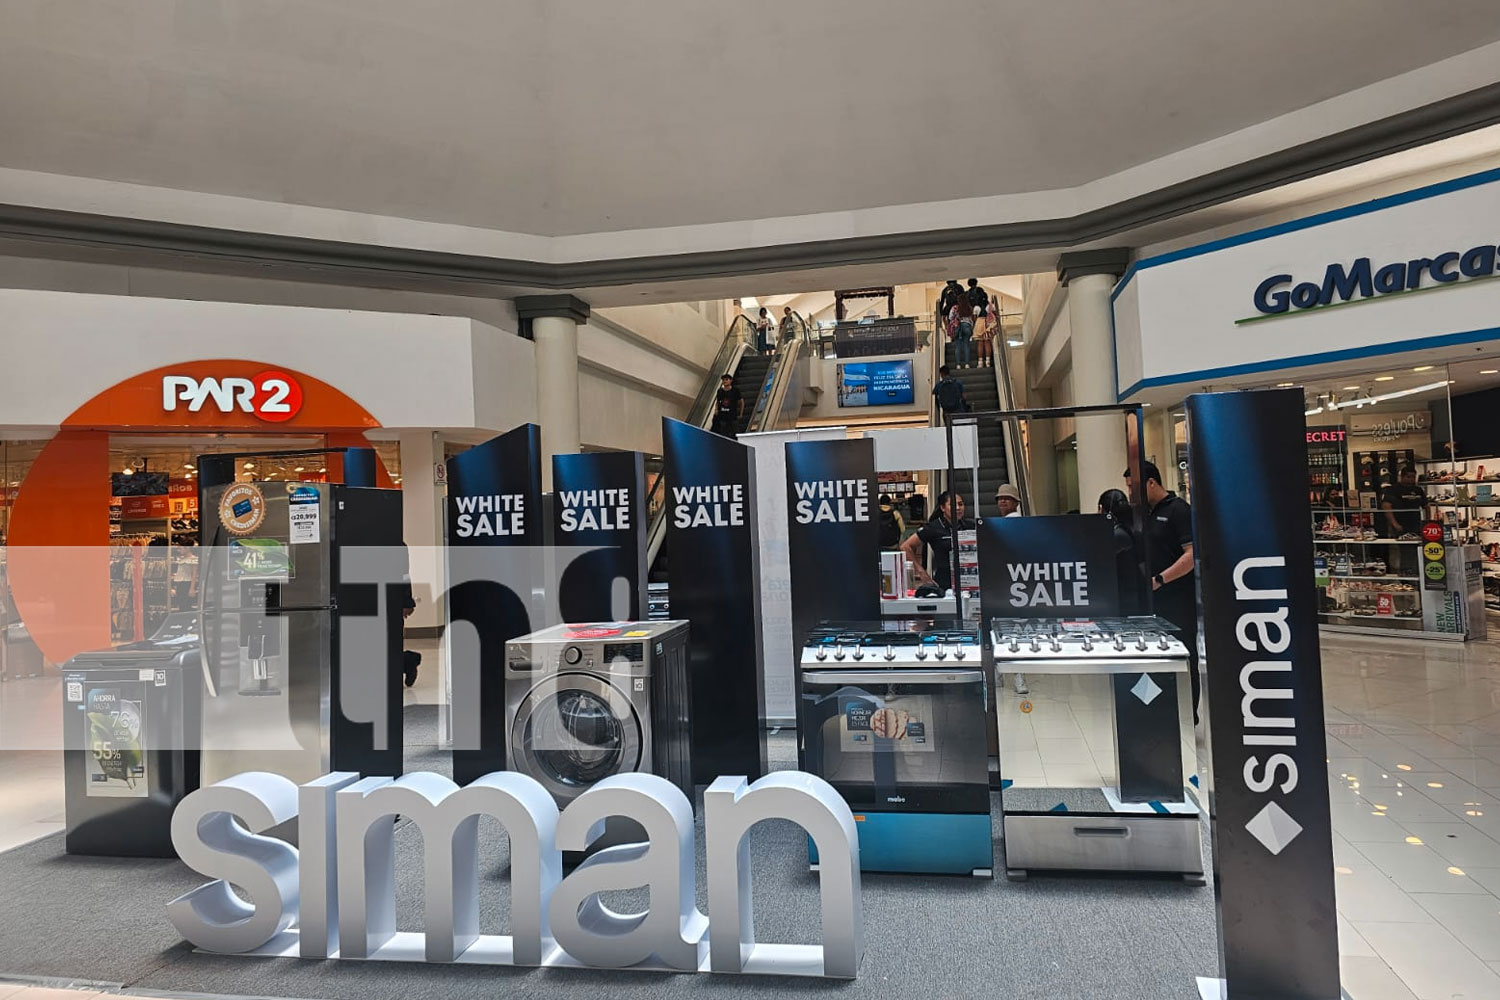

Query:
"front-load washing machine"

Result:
[[504, 621, 692, 808]]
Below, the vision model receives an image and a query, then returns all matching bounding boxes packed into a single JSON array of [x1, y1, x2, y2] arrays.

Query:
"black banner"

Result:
[[551, 451, 648, 621], [785, 436, 881, 650], [1187, 389, 1339, 999], [662, 418, 767, 783], [978, 514, 1120, 619], [446, 424, 543, 785]]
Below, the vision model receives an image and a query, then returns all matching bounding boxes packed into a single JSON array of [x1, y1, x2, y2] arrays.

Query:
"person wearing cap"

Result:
[[991, 483, 1029, 695], [995, 484, 1022, 517]]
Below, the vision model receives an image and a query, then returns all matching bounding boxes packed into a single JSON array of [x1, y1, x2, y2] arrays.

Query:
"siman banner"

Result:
[[662, 418, 768, 783], [445, 424, 544, 785], [785, 436, 881, 668], [551, 451, 648, 621], [1187, 388, 1339, 1000]]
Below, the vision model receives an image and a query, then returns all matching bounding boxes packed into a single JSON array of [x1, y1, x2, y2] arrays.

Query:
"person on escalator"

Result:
[[932, 365, 969, 424], [755, 307, 774, 355], [712, 374, 743, 437], [779, 306, 797, 348]]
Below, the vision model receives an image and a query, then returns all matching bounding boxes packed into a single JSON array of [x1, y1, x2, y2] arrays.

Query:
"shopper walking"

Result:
[[900, 490, 970, 594], [932, 364, 968, 424], [711, 373, 743, 437], [1125, 461, 1200, 722]]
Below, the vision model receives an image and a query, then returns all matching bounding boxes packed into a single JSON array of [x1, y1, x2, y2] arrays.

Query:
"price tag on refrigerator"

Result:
[[288, 485, 321, 544]]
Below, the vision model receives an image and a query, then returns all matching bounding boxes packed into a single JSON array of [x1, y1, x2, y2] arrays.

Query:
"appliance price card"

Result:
[[287, 486, 321, 544]]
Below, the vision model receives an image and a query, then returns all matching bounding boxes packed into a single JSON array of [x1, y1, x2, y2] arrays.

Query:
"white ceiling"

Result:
[[3, 0, 1499, 242]]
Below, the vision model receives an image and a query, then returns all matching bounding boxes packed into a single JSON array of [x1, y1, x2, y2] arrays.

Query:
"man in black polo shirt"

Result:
[[1380, 465, 1426, 538], [899, 490, 970, 594], [1125, 461, 1201, 723]]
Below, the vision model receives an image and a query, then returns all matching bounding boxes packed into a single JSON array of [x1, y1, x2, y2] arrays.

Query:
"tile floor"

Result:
[[1, 631, 1498, 999]]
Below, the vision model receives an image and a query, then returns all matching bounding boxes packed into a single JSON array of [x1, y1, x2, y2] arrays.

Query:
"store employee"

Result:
[[900, 490, 971, 593], [1380, 465, 1426, 538], [1125, 461, 1201, 722]]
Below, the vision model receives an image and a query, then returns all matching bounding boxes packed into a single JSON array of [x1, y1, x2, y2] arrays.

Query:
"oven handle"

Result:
[[801, 670, 985, 686]]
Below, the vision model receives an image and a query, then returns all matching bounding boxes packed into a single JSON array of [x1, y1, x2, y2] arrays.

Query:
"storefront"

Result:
[[0, 289, 534, 671], [1113, 167, 1500, 639]]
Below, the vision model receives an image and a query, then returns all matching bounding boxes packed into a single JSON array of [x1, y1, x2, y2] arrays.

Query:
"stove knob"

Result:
[[884, 645, 895, 661], [935, 646, 948, 660], [954, 645, 967, 660], [1113, 636, 1125, 652], [915, 647, 928, 660], [563, 645, 583, 665], [1029, 637, 1041, 653], [1135, 636, 1148, 651], [834, 645, 846, 661], [1008, 639, 1020, 654], [815, 649, 827, 661], [852, 647, 865, 661], [1049, 636, 1062, 653], [1082, 637, 1094, 652], [1158, 635, 1171, 650]]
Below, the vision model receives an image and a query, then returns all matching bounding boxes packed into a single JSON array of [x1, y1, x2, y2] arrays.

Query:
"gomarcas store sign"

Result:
[[167, 769, 864, 978]]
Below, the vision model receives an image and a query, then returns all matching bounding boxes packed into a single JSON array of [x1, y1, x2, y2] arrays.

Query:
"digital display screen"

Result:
[[836, 360, 915, 408]]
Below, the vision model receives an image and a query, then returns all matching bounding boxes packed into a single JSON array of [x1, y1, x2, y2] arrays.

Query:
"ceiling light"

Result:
[[1006, 339, 1022, 347], [1317, 381, 1448, 412], [1374, 375, 1395, 382], [1277, 382, 1295, 388], [183, 463, 195, 470], [121, 467, 133, 475], [1448, 867, 1466, 876], [243, 462, 255, 470], [1412, 365, 1434, 372], [1334, 866, 1353, 875], [319, 467, 327, 474], [1481, 369, 1498, 375], [1405, 836, 1423, 845], [1427, 782, 1444, 788], [1342, 385, 1361, 391], [294, 466, 304, 473]]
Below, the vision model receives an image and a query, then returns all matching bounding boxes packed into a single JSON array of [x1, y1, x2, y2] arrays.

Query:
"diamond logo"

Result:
[[1245, 801, 1303, 856], [1130, 673, 1162, 706]]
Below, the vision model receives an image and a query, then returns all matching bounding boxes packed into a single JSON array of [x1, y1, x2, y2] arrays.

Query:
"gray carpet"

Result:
[[0, 707, 1219, 999]]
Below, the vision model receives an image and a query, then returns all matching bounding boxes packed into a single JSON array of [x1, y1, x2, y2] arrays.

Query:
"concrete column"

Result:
[[516, 295, 591, 489], [398, 430, 445, 630], [1058, 249, 1132, 509]]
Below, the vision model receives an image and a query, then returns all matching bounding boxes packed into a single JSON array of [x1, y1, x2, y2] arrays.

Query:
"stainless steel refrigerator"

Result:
[[198, 479, 404, 787]]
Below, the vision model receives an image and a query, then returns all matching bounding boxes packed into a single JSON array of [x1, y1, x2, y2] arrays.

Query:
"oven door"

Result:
[[799, 668, 989, 814]]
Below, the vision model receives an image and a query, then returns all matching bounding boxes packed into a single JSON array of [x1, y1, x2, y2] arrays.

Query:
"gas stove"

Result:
[[802, 619, 983, 667], [989, 616, 1188, 661]]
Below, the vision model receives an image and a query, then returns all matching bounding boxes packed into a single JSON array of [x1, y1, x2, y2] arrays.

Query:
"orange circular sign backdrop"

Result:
[[9, 360, 384, 663]]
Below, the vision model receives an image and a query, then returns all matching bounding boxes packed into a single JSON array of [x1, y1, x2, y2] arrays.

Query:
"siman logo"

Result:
[[1233, 555, 1304, 855], [162, 371, 303, 423]]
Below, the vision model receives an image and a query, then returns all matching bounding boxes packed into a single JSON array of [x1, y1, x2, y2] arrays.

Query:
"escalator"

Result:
[[645, 312, 814, 581]]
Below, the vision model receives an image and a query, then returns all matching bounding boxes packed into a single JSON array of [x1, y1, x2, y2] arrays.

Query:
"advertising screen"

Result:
[[836, 360, 915, 408]]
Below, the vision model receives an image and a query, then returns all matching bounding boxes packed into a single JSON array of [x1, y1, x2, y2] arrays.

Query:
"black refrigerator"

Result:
[[198, 479, 404, 788]]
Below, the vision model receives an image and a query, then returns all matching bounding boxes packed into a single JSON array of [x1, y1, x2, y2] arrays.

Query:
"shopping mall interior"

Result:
[[3, 3, 1500, 999]]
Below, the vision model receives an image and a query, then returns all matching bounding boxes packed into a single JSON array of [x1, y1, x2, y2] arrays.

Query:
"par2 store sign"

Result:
[[161, 371, 304, 422]]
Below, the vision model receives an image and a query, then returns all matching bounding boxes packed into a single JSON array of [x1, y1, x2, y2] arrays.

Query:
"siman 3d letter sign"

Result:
[[167, 769, 864, 978]]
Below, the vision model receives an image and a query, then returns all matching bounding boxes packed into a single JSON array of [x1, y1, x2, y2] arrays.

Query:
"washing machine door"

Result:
[[509, 672, 643, 804]]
